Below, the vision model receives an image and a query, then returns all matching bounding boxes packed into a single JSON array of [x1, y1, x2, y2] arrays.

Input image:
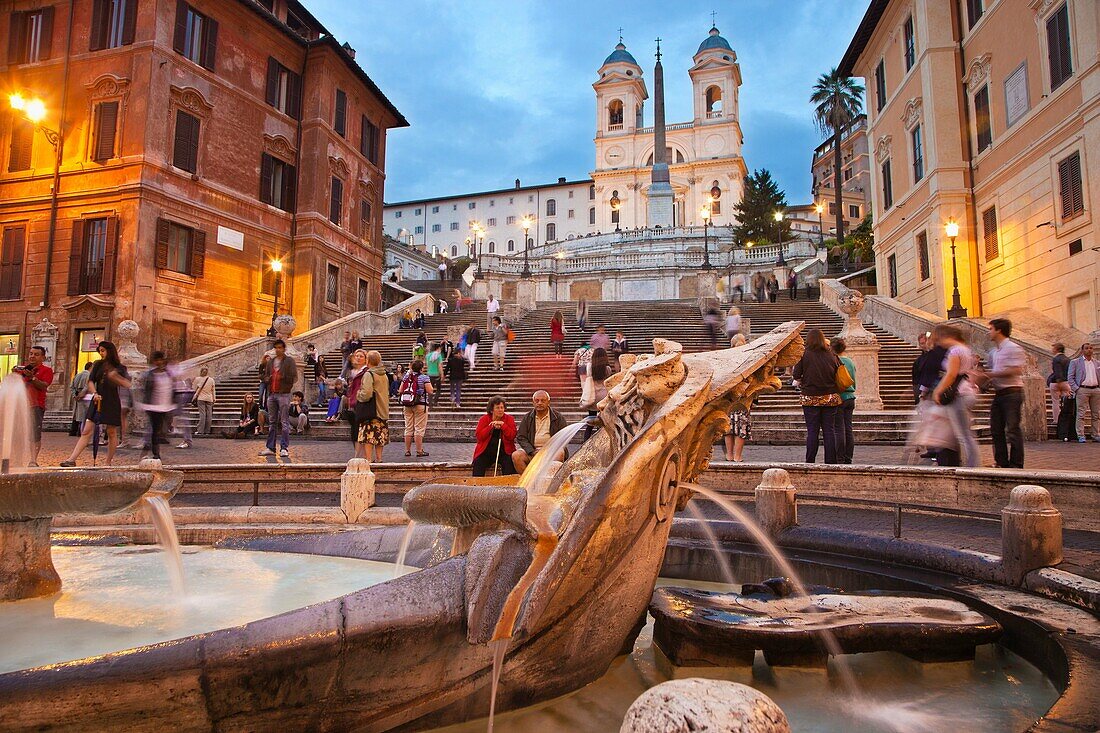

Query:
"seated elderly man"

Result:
[[512, 390, 568, 473]]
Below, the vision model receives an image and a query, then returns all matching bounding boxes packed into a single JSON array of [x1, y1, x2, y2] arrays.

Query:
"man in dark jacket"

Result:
[[512, 390, 569, 472], [258, 339, 299, 458], [911, 332, 947, 403]]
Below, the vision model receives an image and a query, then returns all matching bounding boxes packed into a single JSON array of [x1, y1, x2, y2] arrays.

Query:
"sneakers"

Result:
[[1079, 437, 1088, 443], [259, 448, 275, 456], [59, 460, 76, 467], [176, 442, 191, 449], [280, 448, 289, 458]]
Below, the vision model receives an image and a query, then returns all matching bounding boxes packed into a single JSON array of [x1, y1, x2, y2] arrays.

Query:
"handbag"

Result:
[[939, 374, 968, 405], [835, 362, 854, 392]]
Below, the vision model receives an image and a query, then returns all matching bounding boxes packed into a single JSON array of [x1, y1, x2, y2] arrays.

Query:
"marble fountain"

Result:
[[0, 326, 1094, 733]]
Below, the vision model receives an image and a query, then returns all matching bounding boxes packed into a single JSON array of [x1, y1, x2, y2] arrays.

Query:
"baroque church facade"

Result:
[[383, 27, 748, 254]]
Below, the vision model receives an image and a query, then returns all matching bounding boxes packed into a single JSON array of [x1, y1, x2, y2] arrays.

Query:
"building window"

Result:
[[903, 16, 915, 71], [333, 89, 347, 137], [848, 204, 860, 219], [394, 210, 402, 218], [546, 223, 556, 241], [828, 202, 836, 216], [843, 167, 853, 182], [432, 206, 439, 214], [568, 209, 575, 219], [705, 85, 723, 117], [506, 216, 515, 225], [468, 202, 476, 210], [8, 118, 33, 172], [0, 227, 26, 300], [507, 239, 514, 252], [330, 177, 343, 225], [568, 190, 574, 199], [528, 195, 534, 202], [90, 0, 136, 51], [154, 218, 203, 277], [546, 199, 556, 216], [966, 0, 983, 29], [1068, 239, 1083, 256], [7, 7, 54, 64], [488, 241, 495, 253], [360, 116, 380, 164], [911, 124, 924, 182], [589, 207, 596, 225], [608, 99, 624, 127], [357, 278, 368, 310], [259, 153, 296, 212], [874, 59, 886, 112], [487, 218, 496, 227], [90, 101, 120, 163], [974, 85, 992, 152], [450, 245, 457, 257], [589, 185, 595, 200], [450, 222, 459, 231], [490, 199, 495, 207], [887, 253, 898, 297], [1057, 151, 1084, 221], [69, 217, 119, 295], [432, 224, 441, 232], [173, 2, 217, 71], [326, 264, 339, 305], [414, 208, 422, 216], [172, 110, 200, 173], [526, 237, 533, 248], [881, 159, 893, 210], [916, 231, 930, 281], [414, 226, 423, 234], [265, 58, 302, 118], [982, 206, 999, 260], [1046, 3, 1073, 91]]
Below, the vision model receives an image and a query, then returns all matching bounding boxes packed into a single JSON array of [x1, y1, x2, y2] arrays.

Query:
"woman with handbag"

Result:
[[831, 338, 857, 464], [791, 329, 843, 464], [581, 348, 610, 442], [355, 350, 390, 463], [550, 310, 567, 356], [192, 367, 216, 436], [930, 324, 980, 467], [344, 349, 370, 459]]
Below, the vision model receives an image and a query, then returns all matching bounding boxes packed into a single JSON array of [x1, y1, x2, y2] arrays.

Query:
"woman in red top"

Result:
[[549, 310, 566, 356], [472, 395, 518, 476]]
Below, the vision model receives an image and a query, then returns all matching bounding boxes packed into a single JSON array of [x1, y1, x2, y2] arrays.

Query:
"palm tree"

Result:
[[811, 68, 864, 245]]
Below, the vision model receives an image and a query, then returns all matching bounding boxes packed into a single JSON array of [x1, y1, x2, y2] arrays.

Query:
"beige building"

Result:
[[839, 0, 1098, 332], [811, 114, 871, 237]]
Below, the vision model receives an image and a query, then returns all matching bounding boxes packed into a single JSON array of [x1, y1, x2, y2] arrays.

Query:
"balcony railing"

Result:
[[706, 110, 723, 119], [608, 123, 624, 131]]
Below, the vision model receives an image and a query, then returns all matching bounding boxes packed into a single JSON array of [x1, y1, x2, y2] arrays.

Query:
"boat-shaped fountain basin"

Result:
[[0, 471, 153, 520]]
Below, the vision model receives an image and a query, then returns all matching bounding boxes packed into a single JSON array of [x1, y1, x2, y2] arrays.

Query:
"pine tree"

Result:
[[731, 169, 791, 247]]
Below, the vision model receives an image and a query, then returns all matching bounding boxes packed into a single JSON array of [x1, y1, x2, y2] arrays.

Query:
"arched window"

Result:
[[507, 239, 514, 252], [546, 223, 556, 241], [589, 207, 596, 225], [645, 147, 686, 165], [546, 199, 556, 216], [526, 237, 533, 248], [609, 190, 621, 225], [635, 104, 643, 128], [705, 85, 723, 117], [450, 245, 457, 257], [608, 99, 624, 127], [709, 180, 722, 214], [589, 184, 595, 200], [488, 241, 495, 253]]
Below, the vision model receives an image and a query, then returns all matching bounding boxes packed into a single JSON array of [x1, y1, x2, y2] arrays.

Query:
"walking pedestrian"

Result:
[[723, 402, 752, 462], [912, 331, 946, 404], [767, 274, 780, 303], [611, 330, 629, 370], [472, 396, 517, 476], [724, 307, 742, 342], [306, 344, 328, 407], [983, 318, 1026, 468], [466, 324, 481, 371], [1068, 342, 1100, 443], [590, 324, 611, 351], [399, 360, 434, 457], [438, 260, 447, 281], [356, 350, 390, 463], [170, 363, 194, 449], [15, 345, 54, 466], [550, 310, 567, 356], [491, 316, 509, 371], [192, 367, 216, 435], [787, 271, 798, 300], [731, 272, 746, 302], [426, 343, 444, 405], [257, 339, 298, 458], [447, 346, 468, 407], [69, 361, 92, 436], [486, 294, 500, 331], [453, 288, 464, 313], [576, 299, 588, 332], [1049, 343, 1071, 426], [831, 338, 857, 464], [792, 328, 843, 464], [703, 307, 721, 349], [930, 324, 980, 467], [61, 341, 129, 466], [580, 348, 610, 441]]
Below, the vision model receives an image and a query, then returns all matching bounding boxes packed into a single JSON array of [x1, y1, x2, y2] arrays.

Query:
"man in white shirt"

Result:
[[1068, 342, 1100, 443], [485, 294, 500, 331], [985, 318, 1027, 468], [438, 261, 447, 281]]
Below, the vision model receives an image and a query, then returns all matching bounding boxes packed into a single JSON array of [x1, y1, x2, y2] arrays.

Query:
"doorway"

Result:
[[0, 334, 19, 380]]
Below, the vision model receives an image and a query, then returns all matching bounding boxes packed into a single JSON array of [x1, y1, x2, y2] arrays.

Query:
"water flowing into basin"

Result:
[[685, 502, 738, 587], [518, 421, 588, 495], [142, 494, 185, 595], [394, 520, 418, 578], [0, 374, 33, 474]]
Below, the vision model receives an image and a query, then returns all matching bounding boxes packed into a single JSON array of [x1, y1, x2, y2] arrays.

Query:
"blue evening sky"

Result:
[[306, 1, 868, 205]]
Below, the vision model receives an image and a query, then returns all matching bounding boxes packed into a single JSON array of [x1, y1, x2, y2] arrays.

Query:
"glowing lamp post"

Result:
[[814, 202, 825, 247], [470, 222, 485, 279], [266, 258, 283, 338], [699, 203, 713, 269], [944, 220, 967, 319], [774, 210, 787, 265], [521, 215, 534, 278]]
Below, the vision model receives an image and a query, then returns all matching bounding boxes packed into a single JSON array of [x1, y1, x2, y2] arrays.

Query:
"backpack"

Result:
[[399, 372, 421, 406]]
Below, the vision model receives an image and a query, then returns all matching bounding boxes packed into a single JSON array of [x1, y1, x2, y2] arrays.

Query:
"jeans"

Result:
[[990, 388, 1024, 468], [450, 379, 463, 406], [944, 392, 980, 467], [1076, 385, 1100, 439], [265, 393, 291, 451], [197, 400, 213, 434], [803, 404, 840, 464], [788, 285, 797, 300], [429, 376, 441, 405], [316, 380, 328, 405], [837, 398, 855, 464], [147, 411, 170, 458]]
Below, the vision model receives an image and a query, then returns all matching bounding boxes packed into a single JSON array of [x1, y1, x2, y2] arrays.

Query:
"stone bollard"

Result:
[[1001, 485, 1063, 584], [137, 457, 163, 470], [620, 678, 790, 733], [755, 468, 797, 537], [340, 459, 376, 523]]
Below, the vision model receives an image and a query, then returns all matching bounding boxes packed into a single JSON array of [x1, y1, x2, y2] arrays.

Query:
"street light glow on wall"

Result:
[[944, 220, 967, 319]]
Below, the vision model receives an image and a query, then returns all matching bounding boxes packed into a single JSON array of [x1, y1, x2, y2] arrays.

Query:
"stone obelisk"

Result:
[[647, 38, 674, 228]]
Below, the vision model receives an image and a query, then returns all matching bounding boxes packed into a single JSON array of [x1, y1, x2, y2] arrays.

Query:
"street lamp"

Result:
[[266, 258, 284, 338], [699, 203, 713, 269], [610, 195, 621, 232], [773, 210, 787, 265], [470, 222, 485, 279], [520, 215, 534, 278], [813, 202, 825, 247], [9, 93, 58, 145], [944, 220, 967, 319]]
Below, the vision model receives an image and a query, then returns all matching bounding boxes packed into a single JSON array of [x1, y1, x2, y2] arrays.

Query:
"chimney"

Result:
[[342, 42, 356, 59], [515, 178, 521, 189], [558, 177, 566, 183]]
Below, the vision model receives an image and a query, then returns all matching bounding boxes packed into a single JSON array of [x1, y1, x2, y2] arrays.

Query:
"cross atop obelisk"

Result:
[[647, 37, 673, 227]]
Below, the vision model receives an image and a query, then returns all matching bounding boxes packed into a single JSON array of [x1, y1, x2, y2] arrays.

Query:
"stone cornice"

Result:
[[901, 97, 923, 131], [169, 86, 214, 117], [262, 134, 296, 161], [329, 155, 350, 179], [875, 134, 893, 163], [962, 53, 992, 88], [85, 74, 131, 102]]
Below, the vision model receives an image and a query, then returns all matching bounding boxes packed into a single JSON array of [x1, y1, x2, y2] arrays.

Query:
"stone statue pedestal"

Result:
[[516, 278, 538, 314], [472, 279, 490, 302], [835, 289, 883, 410], [696, 271, 718, 301]]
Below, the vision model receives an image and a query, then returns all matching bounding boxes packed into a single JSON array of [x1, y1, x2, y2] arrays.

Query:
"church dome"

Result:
[[697, 26, 732, 54], [603, 42, 638, 66]]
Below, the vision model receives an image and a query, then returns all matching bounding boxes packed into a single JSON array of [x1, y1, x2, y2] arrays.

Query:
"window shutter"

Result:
[[283, 163, 297, 212], [330, 177, 343, 224], [8, 12, 26, 64], [259, 153, 273, 204], [287, 71, 302, 119], [173, 111, 198, 173], [265, 57, 279, 106], [155, 218, 170, 269], [172, 1, 187, 54], [334, 89, 347, 136], [121, 0, 138, 45], [38, 6, 54, 60], [201, 16, 217, 71], [360, 115, 368, 157], [982, 206, 999, 260], [90, 0, 107, 50], [8, 119, 33, 172], [0, 228, 25, 299], [93, 101, 119, 162], [68, 220, 86, 296], [101, 216, 119, 292], [190, 227, 205, 278], [1059, 152, 1084, 220]]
